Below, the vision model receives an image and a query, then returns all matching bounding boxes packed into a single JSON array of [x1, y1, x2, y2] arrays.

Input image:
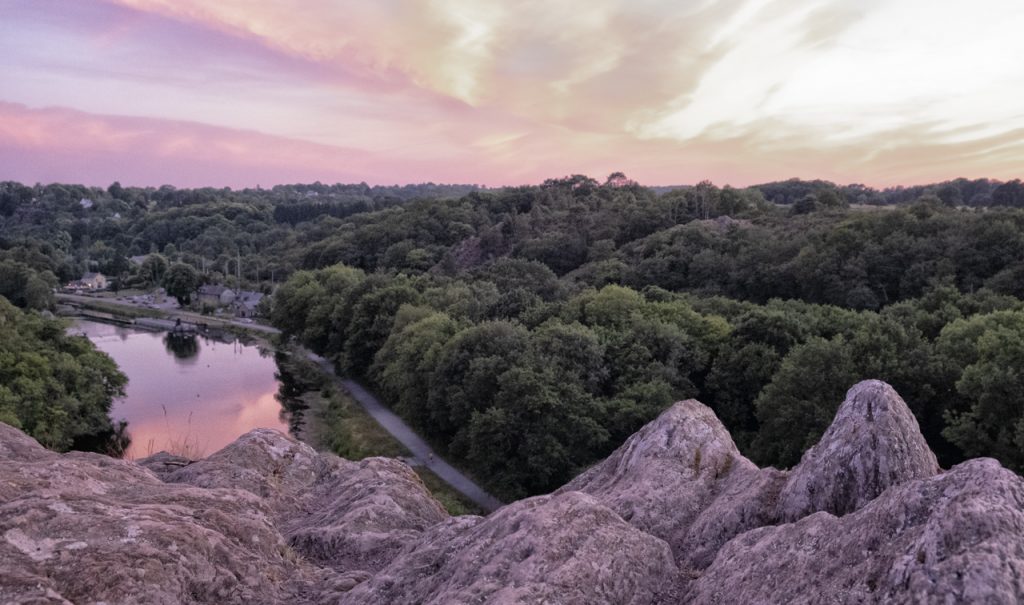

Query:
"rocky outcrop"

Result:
[[559, 399, 785, 569], [776, 380, 941, 521], [0, 427, 444, 604], [343, 491, 676, 605], [685, 458, 1024, 603], [3, 379, 1024, 604], [152, 428, 448, 571], [0, 421, 58, 462], [0, 434, 341, 604]]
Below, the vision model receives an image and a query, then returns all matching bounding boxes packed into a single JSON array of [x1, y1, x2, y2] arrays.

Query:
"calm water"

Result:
[[73, 319, 287, 459]]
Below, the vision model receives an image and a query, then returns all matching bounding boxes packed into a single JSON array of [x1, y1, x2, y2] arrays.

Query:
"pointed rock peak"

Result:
[[777, 380, 940, 521], [566, 399, 748, 494], [560, 400, 768, 568]]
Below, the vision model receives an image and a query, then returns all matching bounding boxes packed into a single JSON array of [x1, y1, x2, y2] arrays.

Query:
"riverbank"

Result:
[[275, 350, 484, 515], [57, 292, 280, 337], [66, 300, 488, 514]]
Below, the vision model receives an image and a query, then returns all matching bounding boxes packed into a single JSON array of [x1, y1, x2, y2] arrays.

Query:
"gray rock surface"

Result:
[[3, 379, 1024, 604], [0, 439, 336, 604], [0, 426, 444, 604], [560, 399, 785, 569], [0, 420, 55, 462], [776, 380, 941, 521], [343, 491, 677, 605], [686, 458, 1024, 604], [152, 428, 449, 571]]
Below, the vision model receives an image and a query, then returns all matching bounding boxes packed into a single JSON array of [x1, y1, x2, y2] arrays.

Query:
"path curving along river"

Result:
[[65, 294, 502, 513]]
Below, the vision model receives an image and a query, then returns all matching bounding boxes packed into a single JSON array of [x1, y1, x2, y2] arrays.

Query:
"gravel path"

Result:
[[308, 353, 504, 513]]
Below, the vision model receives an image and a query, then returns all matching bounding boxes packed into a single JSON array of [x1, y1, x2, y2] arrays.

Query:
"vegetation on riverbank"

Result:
[[414, 467, 482, 516], [8, 175, 1024, 499], [0, 297, 128, 454], [274, 349, 478, 513], [275, 349, 407, 458]]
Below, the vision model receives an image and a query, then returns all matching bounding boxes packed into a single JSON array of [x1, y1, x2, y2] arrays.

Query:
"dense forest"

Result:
[[4, 174, 1024, 499]]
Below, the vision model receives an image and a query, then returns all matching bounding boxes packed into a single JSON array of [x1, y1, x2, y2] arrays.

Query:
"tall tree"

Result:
[[163, 263, 199, 305]]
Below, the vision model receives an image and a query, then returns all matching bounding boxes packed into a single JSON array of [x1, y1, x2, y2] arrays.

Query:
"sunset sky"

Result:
[[2, 0, 1024, 188]]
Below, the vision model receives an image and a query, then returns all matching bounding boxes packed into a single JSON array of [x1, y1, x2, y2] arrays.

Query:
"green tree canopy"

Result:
[[163, 262, 199, 305]]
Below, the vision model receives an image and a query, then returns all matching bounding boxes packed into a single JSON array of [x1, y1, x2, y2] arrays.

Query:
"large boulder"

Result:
[[343, 491, 677, 604], [280, 456, 449, 570], [777, 380, 941, 521], [149, 428, 327, 505], [0, 442, 347, 604]]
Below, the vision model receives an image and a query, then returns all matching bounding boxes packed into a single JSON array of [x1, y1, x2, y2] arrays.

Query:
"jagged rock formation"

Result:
[[343, 492, 676, 604], [151, 429, 448, 571], [559, 399, 786, 570], [775, 380, 941, 521], [686, 458, 1024, 603], [0, 427, 442, 604], [3, 379, 1024, 604]]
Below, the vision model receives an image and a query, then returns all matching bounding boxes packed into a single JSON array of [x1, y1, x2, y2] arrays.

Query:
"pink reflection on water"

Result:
[[75, 320, 287, 459]]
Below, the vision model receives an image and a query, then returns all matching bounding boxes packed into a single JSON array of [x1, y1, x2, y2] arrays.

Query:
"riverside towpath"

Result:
[[307, 352, 504, 513]]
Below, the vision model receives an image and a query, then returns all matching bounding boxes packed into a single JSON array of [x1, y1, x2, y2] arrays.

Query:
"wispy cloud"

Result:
[[1, 0, 1022, 186]]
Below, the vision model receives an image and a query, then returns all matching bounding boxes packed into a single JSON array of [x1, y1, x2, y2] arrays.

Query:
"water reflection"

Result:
[[74, 319, 287, 459], [164, 333, 200, 361], [275, 350, 316, 435]]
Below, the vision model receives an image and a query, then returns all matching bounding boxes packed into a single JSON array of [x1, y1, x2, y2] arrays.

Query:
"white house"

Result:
[[70, 272, 107, 291]]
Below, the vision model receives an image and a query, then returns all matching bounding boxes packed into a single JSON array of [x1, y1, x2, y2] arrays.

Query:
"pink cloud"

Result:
[[0, 102, 430, 187], [4, 2, 1021, 188], [2, 101, 1021, 189]]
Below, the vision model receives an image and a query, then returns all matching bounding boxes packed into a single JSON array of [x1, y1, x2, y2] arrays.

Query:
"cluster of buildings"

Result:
[[64, 271, 267, 319], [196, 285, 264, 318]]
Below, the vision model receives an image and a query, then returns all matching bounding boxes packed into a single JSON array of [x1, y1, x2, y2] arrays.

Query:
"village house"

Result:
[[196, 284, 236, 308], [68, 272, 107, 291], [232, 290, 264, 318]]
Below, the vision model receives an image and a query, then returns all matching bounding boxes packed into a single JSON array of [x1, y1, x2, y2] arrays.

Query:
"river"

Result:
[[73, 319, 288, 460]]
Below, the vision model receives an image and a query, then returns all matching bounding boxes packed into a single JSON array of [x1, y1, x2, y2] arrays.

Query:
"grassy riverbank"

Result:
[[275, 351, 482, 515], [413, 467, 482, 516], [56, 293, 277, 338]]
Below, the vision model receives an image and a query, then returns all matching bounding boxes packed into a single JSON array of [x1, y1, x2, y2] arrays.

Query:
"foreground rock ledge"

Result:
[[3, 379, 1024, 604]]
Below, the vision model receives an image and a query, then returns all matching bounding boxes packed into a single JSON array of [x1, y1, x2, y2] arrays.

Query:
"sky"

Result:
[[2, 0, 1024, 188]]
